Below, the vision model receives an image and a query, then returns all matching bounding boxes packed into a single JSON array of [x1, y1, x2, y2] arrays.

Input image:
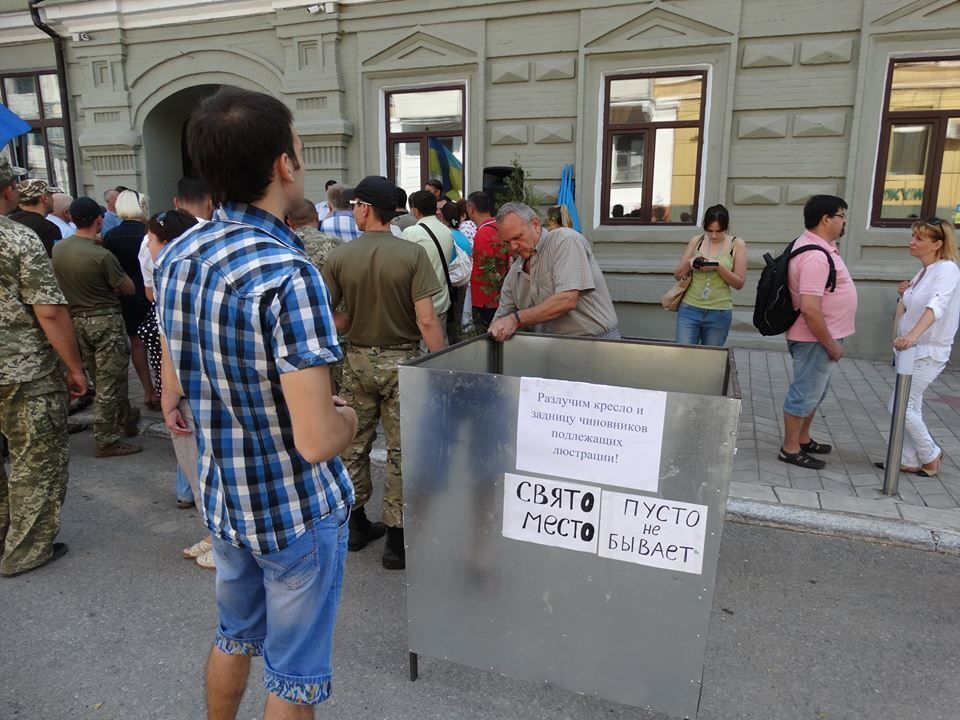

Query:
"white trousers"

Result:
[[888, 356, 946, 467]]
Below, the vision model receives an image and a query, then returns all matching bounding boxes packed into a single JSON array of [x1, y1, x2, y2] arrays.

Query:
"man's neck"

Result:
[[18, 205, 42, 215], [74, 229, 98, 241], [809, 228, 837, 246], [476, 214, 494, 224]]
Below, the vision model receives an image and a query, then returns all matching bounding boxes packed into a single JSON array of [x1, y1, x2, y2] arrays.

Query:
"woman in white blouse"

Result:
[[889, 218, 960, 476]]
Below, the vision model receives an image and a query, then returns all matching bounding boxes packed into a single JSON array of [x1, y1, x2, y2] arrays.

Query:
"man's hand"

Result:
[[333, 395, 358, 439], [488, 313, 519, 343], [826, 340, 845, 362], [64, 368, 88, 398]]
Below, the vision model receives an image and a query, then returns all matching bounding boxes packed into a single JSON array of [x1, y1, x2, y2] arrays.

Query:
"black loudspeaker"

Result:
[[482, 165, 519, 207]]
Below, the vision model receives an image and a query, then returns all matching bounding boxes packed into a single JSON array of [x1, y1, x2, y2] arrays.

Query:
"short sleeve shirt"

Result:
[[51, 235, 127, 312], [470, 219, 509, 309], [785, 229, 857, 342], [0, 215, 68, 384], [322, 230, 441, 347], [494, 227, 619, 337]]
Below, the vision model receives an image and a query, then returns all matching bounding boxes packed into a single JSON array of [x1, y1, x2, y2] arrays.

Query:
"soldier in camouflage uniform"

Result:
[[51, 197, 142, 457], [322, 176, 446, 570], [0, 157, 88, 577], [287, 198, 346, 389]]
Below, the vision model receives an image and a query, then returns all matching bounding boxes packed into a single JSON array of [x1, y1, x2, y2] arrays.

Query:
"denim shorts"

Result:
[[783, 340, 838, 417], [211, 505, 349, 704], [675, 303, 733, 347]]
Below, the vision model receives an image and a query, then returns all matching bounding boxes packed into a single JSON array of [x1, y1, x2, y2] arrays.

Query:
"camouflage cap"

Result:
[[0, 156, 26, 187], [17, 178, 52, 202]]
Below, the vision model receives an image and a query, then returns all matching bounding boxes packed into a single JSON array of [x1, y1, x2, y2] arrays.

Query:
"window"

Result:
[[873, 58, 960, 225], [1, 71, 72, 194], [601, 71, 705, 225], [386, 86, 465, 203]]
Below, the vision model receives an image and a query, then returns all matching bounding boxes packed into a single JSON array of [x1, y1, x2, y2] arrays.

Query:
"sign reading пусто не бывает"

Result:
[[516, 377, 666, 493]]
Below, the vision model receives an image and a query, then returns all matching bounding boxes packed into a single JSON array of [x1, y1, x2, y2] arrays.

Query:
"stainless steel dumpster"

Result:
[[398, 333, 741, 719]]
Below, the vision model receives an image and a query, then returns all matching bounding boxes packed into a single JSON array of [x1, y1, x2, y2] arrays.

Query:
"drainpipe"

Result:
[[28, 0, 78, 196]]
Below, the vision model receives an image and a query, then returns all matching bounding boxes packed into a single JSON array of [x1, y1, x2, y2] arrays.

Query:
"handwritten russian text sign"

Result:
[[502, 473, 600, 553], [598, 490, 707, 575], [516, 377, 666, 492]]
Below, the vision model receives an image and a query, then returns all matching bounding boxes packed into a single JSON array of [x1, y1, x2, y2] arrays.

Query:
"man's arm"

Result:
[[32, 304, 87, 398], [798, 294, 844, 361], [488, 290, 579, 343], [279, 365, 358, 464], [415, 296, 446, 353], [113, 274, 135, 296]]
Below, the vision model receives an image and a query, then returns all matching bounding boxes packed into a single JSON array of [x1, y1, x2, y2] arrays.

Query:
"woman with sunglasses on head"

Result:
[[672, 204, 747, 346], [888, 217, 960, 476]]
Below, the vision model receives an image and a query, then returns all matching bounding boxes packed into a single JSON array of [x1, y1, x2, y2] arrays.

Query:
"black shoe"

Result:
[[348, 506, 385, 552], [778, 447, 826, 470], [0, 542, 69, 578], [382, 527, 405, 570]]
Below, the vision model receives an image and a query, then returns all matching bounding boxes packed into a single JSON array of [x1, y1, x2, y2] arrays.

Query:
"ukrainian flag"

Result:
[[427, 137, 463, 201]]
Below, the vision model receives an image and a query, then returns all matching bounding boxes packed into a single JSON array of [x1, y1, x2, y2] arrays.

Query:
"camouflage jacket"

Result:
[[0, 215, 67, 384], [295, 226, 342, 274]]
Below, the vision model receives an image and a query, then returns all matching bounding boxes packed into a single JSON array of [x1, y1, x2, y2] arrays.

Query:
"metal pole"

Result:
[[883, 346, 916, 496]]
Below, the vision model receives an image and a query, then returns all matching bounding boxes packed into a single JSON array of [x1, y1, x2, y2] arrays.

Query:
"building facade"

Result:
[[1, 0, 958, 360]]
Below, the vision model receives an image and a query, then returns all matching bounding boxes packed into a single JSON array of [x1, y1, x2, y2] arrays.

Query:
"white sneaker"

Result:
[[196, 549, 215, 570], [182, 539, 212, 559]]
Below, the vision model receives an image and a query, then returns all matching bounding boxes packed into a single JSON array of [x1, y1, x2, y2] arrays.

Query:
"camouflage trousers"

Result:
[[338, 343, 418, 528], [0, 370, 69, 575], [73, 312, 134, 449]]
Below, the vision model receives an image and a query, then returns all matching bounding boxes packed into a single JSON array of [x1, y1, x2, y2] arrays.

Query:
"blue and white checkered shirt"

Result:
[[154, 203, 354, 554], [319, 210, 360, 242]]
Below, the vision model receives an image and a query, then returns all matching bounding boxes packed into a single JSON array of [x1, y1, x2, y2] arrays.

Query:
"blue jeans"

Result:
[[675, 303, 733, 346], [211, 505, 350, 704], [784, 340, 839, 417], [175, 467, 193, 504]]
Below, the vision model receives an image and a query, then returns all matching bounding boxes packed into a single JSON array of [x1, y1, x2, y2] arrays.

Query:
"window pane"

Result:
[[651, 127, 699, 223], [389, 89, 463, 133], [608, 133, 644, 218], [4, 76, 39, 119], [39, 74, 62, 118], [45, 126, 69, 191], [427, 136, 463, 200], [889, 59, 960, 112], [608, 74, 702, 125], [936, 117, 960, 220], [23, 129, 49, 182], [393, 141, 422, 205], [879, 124, 930, 220]]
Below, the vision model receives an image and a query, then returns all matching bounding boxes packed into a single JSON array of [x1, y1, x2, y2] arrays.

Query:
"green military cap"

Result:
[[0, 155, 26, 186], [17, 178, 52, 201]]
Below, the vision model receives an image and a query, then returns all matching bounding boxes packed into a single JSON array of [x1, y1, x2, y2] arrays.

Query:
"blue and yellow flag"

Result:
[[427, 137, 463, 201]]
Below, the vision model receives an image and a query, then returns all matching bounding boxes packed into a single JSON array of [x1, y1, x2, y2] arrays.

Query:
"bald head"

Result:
[[51, 193, 73, 220], [287, 198, 319, 229]]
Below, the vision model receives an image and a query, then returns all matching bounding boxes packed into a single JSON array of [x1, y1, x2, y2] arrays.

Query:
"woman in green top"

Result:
[[672, 204, 747, 346]]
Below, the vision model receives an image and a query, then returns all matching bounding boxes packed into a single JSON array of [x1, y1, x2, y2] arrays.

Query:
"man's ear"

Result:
[[276, 152, 297, 184]]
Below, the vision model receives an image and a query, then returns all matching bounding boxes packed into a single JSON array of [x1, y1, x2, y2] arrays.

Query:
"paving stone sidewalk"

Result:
[[729, 348, 960, 550]]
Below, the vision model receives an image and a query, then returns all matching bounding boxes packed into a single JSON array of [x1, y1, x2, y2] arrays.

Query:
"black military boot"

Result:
[[382, 527, 405, 570], [348, 505, 385, 552]]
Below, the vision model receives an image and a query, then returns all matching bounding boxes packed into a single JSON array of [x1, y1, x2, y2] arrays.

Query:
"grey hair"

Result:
[[326, 183, 349, 211], [496, 202, 538, 225]]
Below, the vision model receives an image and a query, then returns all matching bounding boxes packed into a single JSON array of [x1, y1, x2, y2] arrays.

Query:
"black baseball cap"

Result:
[[342, 176, 397, 211], [69, 196, 106, 221]]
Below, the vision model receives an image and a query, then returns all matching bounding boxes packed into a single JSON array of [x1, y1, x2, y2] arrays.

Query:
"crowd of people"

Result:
[[1, 84, 959, 718]]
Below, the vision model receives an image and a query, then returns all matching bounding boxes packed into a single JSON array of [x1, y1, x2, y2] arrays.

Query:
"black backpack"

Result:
[[753, 238, 837, 336]]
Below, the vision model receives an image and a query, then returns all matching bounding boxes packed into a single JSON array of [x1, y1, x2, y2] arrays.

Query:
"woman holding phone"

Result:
[[672, 204, 747, 346]]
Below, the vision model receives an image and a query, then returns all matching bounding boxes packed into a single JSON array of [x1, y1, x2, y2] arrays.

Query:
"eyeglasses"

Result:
[[831, 213, 846, 220], [349, 199, 371, 208]]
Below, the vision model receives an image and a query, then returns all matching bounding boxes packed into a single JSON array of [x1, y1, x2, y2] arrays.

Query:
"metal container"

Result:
[[399, 333, 741, 719]]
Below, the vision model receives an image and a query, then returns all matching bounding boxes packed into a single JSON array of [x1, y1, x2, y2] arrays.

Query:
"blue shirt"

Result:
[[154, 203, 354, 554], [101, 211, 121, 235], [319, 210, 360, 242]]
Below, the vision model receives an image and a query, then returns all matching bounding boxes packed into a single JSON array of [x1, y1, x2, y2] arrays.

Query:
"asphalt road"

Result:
[[2, 432, 959, 720]]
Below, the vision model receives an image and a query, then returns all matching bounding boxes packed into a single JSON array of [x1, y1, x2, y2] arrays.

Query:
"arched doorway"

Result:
[[142, 84, 221, 206]]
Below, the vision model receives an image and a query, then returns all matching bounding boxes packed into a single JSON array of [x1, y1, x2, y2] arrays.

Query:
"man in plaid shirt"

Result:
[[155, 87, 357, 719]]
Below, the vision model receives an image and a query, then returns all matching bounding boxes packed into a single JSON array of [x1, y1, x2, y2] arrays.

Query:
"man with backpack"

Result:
[[778, 195, 858, 470]]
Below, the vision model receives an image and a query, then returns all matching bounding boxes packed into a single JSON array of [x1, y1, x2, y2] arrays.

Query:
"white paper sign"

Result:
[[598, 490, 707, 575], [501, 473, 600, 554], [516, 376, 667, 493]]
